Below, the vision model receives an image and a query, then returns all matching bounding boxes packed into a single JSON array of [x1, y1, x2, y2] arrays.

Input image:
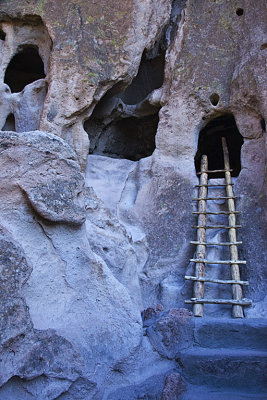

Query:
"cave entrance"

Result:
[[84, 113, 158, 161], [118, 50, 165, 105], [4, 45, 46, 93], [84, 37, 167, 161], [2, 113, 15, 131], [195, 114, 243, 178]]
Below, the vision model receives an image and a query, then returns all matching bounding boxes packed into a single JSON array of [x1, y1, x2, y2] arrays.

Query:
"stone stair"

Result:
[[179, 318, 267, 399]]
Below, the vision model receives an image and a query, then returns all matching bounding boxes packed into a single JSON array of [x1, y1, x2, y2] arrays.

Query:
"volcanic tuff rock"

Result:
[[0, 0, 266, 399]]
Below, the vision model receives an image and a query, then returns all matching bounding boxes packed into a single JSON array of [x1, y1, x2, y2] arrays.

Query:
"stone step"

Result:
[[179, 348, 267, 391], [181, 385, 267, 400], [194, 318, 267, 351], [178, 318, 267, 394]]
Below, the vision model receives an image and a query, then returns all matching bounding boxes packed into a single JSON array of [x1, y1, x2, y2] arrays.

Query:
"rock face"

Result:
[[162, 372, 187, 400], [0, 0, 266, 399], [146, 309, 194, 359], [0, 131, 142, 398]]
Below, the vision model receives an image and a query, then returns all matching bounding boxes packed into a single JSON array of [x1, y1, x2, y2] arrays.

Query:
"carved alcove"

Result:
[[4, 45, 46, 93], [84, 44, 166, 161], [0, 17, 52, 132], [195, 114, 244, 178]]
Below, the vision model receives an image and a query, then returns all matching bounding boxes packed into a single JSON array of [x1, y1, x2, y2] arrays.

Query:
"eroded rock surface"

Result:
[[0, 131, 142, 399], [146, 308, 194, 359], [162, 372, 187, 400], [0, 130, 85, 224], [0, 224, 96, 399], [0, 0, 266, 399]]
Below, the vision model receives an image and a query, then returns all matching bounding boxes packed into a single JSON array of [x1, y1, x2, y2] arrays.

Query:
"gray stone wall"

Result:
[[0, 0, 266, 398]]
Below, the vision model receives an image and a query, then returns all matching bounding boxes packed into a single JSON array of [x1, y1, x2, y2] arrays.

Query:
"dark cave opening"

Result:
[[0, 28, 6, 41], [236, 8, 244, 16], [195, 114, 244, 178], [83, 40, 166, 161], [260, 118, 266, 132], [84, 114, 158, 161], [118, 49, 165, 105], [2, 113, 15, 131], [4, 45, 46, 93]]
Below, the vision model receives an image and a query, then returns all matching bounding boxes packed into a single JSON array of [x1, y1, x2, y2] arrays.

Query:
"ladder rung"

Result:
[[185, 276, 249, 285], [190, 241, 242, 246], [196, 169, 233, 175], [184, 298, 252, 306], [195, 184, 233, 187], [192, 225, 242, 229], [193, 196, 238, 200], [192, 211, 240, 215], [190, 259, 246, 264]]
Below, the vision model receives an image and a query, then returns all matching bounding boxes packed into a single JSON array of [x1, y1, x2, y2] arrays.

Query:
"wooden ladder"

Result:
[[185, 137, 252, 318]]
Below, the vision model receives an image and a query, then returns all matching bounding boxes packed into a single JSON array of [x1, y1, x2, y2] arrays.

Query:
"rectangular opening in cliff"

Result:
[[194, 114, 244, 179], [84, 114, 158, 161]]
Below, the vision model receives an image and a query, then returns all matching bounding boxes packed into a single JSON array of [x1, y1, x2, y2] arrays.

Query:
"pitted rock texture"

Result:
[[0, 130, 142, 399], [146, 308, 194, 359], [162, 372, 187, 400], [0, 0, 266, 399], [0, 18, 51, 133], [0, 225, 30, 295], [0, 225, 96, 399], [0, 0, 172, 168], [0, 130, 85, 224]]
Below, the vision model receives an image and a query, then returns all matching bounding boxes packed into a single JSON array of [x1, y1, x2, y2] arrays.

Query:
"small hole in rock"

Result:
[[0, 29, 6, 41], [236, 8, 244, 16], [103, 247, 108, 252], [2, 113, 16, 131], [260, 118, 266, 132], [260, 43, 267, 50], [209, 93, 220, 106]]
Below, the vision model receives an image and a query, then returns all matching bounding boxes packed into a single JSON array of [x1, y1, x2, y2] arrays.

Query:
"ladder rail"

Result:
[[193, 155, 208, 317], [222, 137, 244, 318]]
